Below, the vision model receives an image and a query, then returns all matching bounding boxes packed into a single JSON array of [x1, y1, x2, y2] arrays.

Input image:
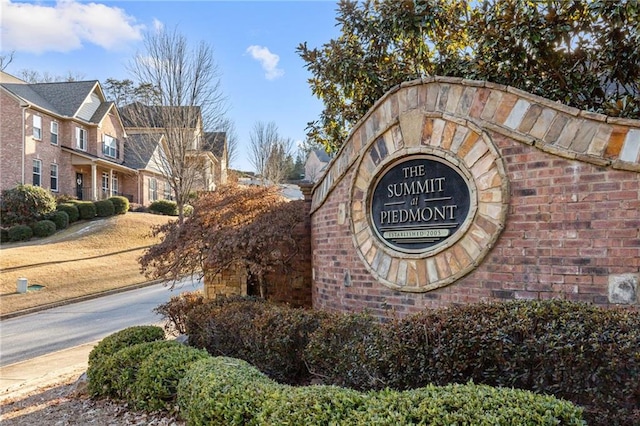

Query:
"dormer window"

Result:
[[76, 127, 87, 151]]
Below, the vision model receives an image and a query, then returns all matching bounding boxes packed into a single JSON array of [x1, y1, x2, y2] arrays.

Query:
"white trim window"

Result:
[[111, 173, 119, 194], [102, 172, 109, 193], [33, 159, 42, 186], [50, 163, 59, 192], [76, 127, 87, 151], [33, 115, 42, 140], [149, 177, 158, 202], [103, 135, 117, 158], [163, 181, 172, 199], [50, 121, 58, 145]]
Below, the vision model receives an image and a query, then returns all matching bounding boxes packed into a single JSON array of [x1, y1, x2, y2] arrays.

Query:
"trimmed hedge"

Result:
[[91, 340, 181, 399], [8, 224, 33, 242], [177, 357, 279, 426], [48, 210, 69, 230], [177, 298, 639, 425], [131, 344, 209, 411], [87, 325, 165, 397], [32, 219, 57, 238], [56, 203, 79, 223], [177, 356, 584, 426], [108, 196, 129, 215], [185, 297, 326, 384], [94, 199, 115, 217], [0, 228, 9, 243], [149, 199, 178, 216], [73, 201, 96, 220]]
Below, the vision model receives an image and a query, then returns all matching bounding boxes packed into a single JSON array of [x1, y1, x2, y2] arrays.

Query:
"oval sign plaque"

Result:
[[369, 156, 472, 254]]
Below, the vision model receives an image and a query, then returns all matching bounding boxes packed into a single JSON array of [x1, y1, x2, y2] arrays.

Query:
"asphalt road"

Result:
[[0, 278, 203, 367]]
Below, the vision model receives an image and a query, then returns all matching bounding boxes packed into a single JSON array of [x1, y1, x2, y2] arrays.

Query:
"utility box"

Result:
[[17, 278, 27, 294]]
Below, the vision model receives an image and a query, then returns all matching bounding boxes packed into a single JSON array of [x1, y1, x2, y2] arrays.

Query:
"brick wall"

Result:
[[311, 78, 640, 318]]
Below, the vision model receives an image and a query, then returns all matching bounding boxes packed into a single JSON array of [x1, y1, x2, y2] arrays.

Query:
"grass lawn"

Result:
[[0, 213, 174, 316]]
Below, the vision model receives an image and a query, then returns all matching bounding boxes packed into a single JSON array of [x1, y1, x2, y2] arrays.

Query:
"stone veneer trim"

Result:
[[311, 77, 640, 214]]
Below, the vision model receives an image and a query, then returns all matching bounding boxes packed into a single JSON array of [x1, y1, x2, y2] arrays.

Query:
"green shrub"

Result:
[[55, 193, 76, 204], [178, 356, 583, 426], [183, 204, 193, 216], [177, 357, 277, 426], [93, 199, 115, 217], [304, 311, 384, 390], [56, 203, 79, 223], [89, 340, 180, 398], [130, 344, 209, 411], [0, 184, 56, 226], [108, 196, 129, 215], [8, 224, 33, 242], [72, 201, 96, 220], [149, 199, 178, 216], [48, 210, 69, 230], [366, 300, 640, 425], [32, 220, 57, 238], [87, 325, 165, 396], [188, 298, 325, 384], [0, 228, 9, 243], [257, 385, 366, 425]]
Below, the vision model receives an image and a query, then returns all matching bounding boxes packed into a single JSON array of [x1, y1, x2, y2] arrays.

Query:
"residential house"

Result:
[[120, 103, 227, 203], [0, 71, 137, 201], [1, 71, 228, 206], [304, 149, 331, 183]]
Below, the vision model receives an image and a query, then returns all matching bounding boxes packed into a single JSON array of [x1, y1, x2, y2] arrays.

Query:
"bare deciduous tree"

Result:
[[249, 121, 293, 184], [0, 51, 15, 71], [123, 25, 229, 224]]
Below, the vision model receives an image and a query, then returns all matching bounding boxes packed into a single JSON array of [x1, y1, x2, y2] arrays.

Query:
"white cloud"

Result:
[[246, 45, 284, 80], [0, 0, 144, 54]]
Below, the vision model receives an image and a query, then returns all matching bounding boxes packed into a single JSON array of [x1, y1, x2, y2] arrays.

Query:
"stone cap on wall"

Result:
[[311, 77, 640, 213]]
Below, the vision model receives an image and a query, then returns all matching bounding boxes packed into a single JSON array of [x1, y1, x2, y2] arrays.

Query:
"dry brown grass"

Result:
[[0, 213, 173, 316]]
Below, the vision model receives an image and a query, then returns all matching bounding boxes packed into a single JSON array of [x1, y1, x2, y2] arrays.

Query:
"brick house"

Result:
[[120, 103, 228, 204], [1, 71, 228, 205], [1, 71, 137, 201]]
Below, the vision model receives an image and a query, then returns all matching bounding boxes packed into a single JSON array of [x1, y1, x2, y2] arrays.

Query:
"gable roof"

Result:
[[1, 80, 102, 119], [120, 102, 202, 129], [203, 132, 227, 158], [123, 133, 164, 170], [312, 149, 331, 163]]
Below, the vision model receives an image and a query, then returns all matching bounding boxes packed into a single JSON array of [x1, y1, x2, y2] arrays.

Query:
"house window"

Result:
[[149, 178, 158, 202], [163, 181, 172, 200], [51, 122, 58, 145], [112, 173, 119, 194], [103, 135, 117, 158], [102, 172, 109, 193], [50, 164, 58, 192], [33, 159, 42, 186], [33, 115, 42, 140], [76, 127, 87, 151]]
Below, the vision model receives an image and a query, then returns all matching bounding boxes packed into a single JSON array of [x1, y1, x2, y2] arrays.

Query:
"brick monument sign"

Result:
[[310, 77, 640, 318]]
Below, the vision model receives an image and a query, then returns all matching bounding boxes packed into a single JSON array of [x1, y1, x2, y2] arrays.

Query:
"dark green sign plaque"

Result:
[[369, 156, 471, 254]]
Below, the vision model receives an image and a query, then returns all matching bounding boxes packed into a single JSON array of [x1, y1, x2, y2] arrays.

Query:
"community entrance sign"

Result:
[[370, 155, 471, 254]]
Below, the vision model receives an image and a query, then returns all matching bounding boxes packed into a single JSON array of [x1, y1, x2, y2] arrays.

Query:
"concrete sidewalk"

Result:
[[0, 341, 97, 402]]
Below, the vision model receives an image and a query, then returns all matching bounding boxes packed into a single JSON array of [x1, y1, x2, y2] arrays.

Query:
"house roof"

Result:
[[312, 149, 331, 163], [1, 80, 101, 119], [203, 132, 227, 158], [123, 133, 163, 170], [120, 102, 202, 129]]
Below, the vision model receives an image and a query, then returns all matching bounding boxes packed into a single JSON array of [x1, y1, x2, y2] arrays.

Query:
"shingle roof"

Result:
[[123, 133, 162, 170], [313, 149, 331, 163], [1, 80, 100, 118], [204, 132, 226, 158], [120, 103, 201, 128]]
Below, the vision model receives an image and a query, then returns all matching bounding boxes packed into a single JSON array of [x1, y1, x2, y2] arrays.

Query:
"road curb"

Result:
[[0, 279, 165, 320]]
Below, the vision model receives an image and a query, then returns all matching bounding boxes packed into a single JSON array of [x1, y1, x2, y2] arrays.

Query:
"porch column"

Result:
[[109, 169, 114, 197], [91, 163, 97, 201]]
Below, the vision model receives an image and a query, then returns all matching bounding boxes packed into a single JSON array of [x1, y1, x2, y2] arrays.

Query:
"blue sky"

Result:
[[1, 0, 341, 172]]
